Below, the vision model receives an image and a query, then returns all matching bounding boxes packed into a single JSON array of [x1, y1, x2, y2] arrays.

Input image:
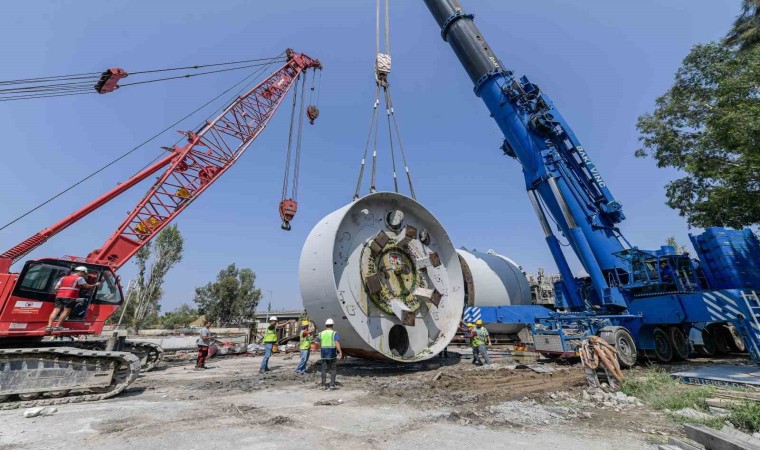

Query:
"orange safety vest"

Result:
[[56, 275, 82, 299]]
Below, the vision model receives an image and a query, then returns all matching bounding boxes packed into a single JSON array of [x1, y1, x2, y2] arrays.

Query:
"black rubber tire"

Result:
[[695, 329, 717, 357], [652, 327, 673, 363], [714, 330, 731, 354], [611, 328, 637, 368], [668, 327, 690, 361], [722, 324, 746, 353]]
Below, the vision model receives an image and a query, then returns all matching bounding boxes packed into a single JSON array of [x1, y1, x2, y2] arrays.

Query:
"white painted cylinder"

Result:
[[457, 248, 531, 334], [299, 192, 464, 362]]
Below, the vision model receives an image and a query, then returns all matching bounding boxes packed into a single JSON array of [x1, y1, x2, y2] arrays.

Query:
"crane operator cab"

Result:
[[1, 258, 123, 337]]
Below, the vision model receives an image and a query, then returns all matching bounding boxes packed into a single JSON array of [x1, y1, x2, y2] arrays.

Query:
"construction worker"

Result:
[[458, 321, 484, 365], [46, 266, 100, 333], [318, 318, 342, 390], [195, 321, 212, 370], [259, 316, 293, 374], [294, 320, 313, 374], [474, 319, 492, 365]]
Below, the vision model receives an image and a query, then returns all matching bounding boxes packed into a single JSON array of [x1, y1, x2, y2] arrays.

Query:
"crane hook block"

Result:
[[279, 199, 298, 231], [94, 68, 128, 94], [306, 105, 319, 125]]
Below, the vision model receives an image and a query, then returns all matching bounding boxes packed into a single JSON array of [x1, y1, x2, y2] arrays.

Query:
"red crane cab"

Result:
[[0, 258, 123, 339]]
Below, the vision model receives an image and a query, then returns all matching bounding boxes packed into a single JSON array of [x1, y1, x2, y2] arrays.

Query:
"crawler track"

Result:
[[67, 339, 164, 371], [0, 347, 140, 410]]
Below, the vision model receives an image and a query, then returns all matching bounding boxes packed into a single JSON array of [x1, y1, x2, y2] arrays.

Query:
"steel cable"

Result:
[[0, 54, 283, 230]]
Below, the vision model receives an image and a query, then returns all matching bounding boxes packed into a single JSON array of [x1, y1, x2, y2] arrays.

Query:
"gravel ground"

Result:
[[0, 349, 659, 449]]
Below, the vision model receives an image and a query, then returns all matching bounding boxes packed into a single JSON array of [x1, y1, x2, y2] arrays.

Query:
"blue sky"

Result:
[[0, 0, 741, 312]]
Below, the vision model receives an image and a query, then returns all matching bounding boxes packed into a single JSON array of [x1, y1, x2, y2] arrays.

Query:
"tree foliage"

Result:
[[635, 42, 760, 228], [665, 236, 688, 255], [725, 0, 760, 51], [110, 224, 184, 329], [161, 304, 199, 329], [193, 264, 261, 325]]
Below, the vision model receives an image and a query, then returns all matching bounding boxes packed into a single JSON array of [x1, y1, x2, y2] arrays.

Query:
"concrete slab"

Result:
[[672, 364, 760, 388]]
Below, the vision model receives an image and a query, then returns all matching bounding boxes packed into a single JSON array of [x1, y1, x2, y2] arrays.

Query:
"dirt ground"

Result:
[[0, 348, 669, 449]]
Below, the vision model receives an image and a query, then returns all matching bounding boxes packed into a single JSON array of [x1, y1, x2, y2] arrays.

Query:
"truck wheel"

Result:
[[714, 328, 731, 354], [668, 327, 690, 361], [599, 326, 637, 368], [694, 329, 717, 357], [652, 327, 673, 363], [722, 324, 746, 353]]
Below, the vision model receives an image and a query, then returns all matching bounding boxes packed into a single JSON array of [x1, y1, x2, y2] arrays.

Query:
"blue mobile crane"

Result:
[[423, 0, 760, 366]]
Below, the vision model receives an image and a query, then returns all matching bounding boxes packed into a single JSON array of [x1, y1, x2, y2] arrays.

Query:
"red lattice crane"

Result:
[[0, 49, 321, 341]]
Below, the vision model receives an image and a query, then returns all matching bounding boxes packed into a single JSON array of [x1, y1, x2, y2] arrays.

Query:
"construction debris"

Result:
[[23, 407, 57, 418], [672, 408, 716, 422]]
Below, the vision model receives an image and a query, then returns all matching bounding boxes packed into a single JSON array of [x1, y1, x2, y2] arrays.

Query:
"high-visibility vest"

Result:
[[263, 326, 278, 343], [56, 275, 82, 299], [299, 332, 311, 350], [320, 330, 336, 348], [476, 327, 489, 341], [470, 330, 483, 348]]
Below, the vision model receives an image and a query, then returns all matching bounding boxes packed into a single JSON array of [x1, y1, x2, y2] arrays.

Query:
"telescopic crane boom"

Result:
[[424, 0, 760, 364]]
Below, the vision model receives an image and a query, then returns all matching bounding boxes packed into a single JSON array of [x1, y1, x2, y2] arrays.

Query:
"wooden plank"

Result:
[[684, 424, 760, 450], [667, 437, 703, 450], [719, 427, 760, 448]]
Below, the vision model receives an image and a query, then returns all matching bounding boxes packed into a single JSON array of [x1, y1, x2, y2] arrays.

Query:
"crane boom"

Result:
[[0, 49, 321, 272], [424, 0, 760, 364], [424, 0, 627, 309]]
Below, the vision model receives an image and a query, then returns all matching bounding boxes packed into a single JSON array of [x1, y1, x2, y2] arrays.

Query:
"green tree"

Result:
[[665, 236, 688, 255], [110, 224, 184, 329], [725, 0, 760, 51], [161, 304, 199, 329], [635, 42, 760, 228], [193, 264, 261, 325]]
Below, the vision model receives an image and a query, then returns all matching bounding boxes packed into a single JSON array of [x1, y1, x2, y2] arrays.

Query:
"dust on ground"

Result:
[[0, 347, 668, 449]]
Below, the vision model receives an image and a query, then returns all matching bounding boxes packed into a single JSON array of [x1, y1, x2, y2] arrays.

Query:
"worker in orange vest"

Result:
[[46, 266, 100, 333]]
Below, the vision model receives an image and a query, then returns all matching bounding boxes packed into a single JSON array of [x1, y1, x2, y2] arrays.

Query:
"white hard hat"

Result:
[[325, 318, 334, 325], [269, 316, 278, 321], [75, 266, 88, 273]]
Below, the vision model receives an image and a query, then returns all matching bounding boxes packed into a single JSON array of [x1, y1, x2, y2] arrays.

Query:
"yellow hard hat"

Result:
[[467, 323, 474, 328], [476, 320, 483, 325], [301, 320, 309, 326]]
